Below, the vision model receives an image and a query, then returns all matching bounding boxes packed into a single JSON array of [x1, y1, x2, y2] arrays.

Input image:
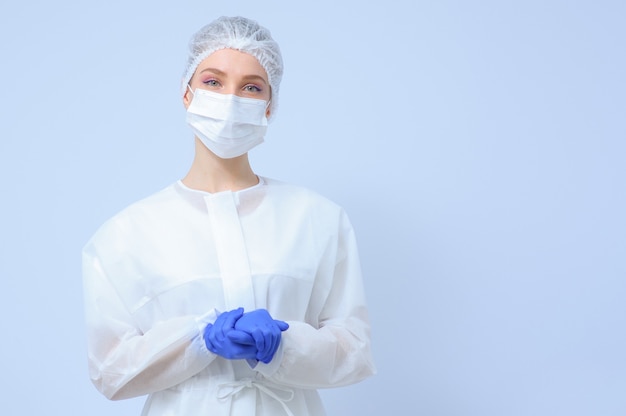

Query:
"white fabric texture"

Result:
[[82, 177, 375, 415], [186, 88, 268, 159]]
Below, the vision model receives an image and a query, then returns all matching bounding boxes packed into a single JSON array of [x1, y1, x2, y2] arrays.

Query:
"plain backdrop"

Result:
[[1, 1, 624, 415]]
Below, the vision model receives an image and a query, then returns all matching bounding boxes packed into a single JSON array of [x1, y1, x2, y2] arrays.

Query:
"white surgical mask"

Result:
[[186, 87, 269, 159]]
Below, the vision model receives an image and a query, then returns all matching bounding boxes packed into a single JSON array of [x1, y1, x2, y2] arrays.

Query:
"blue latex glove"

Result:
[[228, 309, 289, 364], [203, 308, 257, 360]]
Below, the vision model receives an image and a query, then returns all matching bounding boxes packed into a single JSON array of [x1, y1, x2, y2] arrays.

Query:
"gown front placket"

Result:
[[204, 191, 256, 312]]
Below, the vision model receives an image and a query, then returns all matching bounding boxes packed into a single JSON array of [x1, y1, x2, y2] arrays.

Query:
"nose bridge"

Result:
[[222, 75, 240, 96], [223, 83, 238, 96]]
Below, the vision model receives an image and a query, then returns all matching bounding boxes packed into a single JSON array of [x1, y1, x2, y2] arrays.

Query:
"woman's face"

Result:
[[183, 48, 271, 117]]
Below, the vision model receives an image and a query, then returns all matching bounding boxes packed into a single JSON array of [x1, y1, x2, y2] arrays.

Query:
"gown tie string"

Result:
[[217, 378, 295, 416]]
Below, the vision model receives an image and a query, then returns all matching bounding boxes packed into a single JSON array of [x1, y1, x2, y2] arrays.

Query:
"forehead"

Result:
[[195, 48, 268, 81]]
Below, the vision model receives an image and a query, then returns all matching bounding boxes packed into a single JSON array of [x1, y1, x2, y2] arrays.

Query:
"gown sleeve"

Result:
[[82, 243, 217, 400], [255, 209, 376, 388]]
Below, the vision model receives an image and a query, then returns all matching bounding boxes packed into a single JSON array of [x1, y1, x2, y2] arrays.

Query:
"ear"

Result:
[[183, 86, 192, 109]]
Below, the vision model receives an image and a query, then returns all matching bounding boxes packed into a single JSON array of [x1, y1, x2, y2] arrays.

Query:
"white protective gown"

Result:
[[82, 177, 375, 415]]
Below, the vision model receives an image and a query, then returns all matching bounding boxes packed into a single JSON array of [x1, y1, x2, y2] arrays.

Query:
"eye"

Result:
[[243, 84, 262, 93], [202, 79, 221, 87]]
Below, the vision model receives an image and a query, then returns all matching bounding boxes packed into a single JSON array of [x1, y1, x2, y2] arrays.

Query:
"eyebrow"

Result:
[[199, 67, 268, 85], [242, 74, 269, 86], [199, 67, 227, 76]]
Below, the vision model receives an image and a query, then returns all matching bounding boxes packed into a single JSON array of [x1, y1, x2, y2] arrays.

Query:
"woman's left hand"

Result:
[[229, 309, 289, 363]]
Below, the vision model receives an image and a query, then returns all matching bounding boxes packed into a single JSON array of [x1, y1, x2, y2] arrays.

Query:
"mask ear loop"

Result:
[[266, 85, 273, 110], [264, 100, 272, 120], [265, 86, 272, 116], [187, 84, 195, 97]]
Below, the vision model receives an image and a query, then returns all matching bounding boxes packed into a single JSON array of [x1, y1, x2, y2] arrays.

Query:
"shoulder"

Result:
[[113, 183, 181, 222], [260, 177, 354, 232], [262, 177, 341, 211], [84, 183, 180, 249]]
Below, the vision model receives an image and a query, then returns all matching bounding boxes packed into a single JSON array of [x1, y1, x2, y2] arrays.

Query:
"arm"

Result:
[[82, 250, 217, 400], [255, 210, 376, 388]]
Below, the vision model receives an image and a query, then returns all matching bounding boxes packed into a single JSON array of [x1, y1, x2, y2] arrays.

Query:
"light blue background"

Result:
[[1, 1, 624, 414]]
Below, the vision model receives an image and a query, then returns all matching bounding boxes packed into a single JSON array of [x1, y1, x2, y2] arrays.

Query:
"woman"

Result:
[[82, 16, 375, 415]]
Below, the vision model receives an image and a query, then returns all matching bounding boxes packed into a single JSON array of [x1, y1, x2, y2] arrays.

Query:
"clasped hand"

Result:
[[203, 308, 289, 364]]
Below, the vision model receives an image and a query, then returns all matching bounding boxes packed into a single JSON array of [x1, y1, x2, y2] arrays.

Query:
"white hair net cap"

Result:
[[181, 16, 283, 118]]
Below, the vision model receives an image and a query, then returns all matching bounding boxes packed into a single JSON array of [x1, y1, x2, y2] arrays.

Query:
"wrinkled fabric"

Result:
[[82, 177, 375, 415], [186, 88, 268, 159]]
